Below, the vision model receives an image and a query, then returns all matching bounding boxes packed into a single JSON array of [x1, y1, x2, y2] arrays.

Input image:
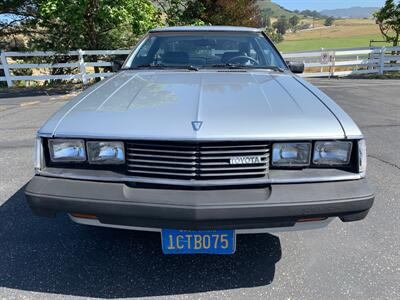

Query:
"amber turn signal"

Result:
[[71, 213, 97, 219]]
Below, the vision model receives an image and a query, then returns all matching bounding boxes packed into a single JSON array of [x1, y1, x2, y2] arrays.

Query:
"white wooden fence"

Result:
[[282, 46, 400, 78], [0, 49, 130, 87], [1, 46, 400, 87]]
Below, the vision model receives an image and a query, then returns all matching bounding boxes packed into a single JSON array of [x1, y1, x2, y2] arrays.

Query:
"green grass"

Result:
[[277, 34, 389, 53]]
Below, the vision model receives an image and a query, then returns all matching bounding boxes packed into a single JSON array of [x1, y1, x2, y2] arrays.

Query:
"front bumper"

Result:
[[25, 176, 374, 230]]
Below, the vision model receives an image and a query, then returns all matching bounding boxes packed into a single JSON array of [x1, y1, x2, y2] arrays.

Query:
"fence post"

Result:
[[78, 49, 88, 85], [331, 51, 336, 77], [367, 50, 372, 71], [320, 48, 324, 73], [0, 51, 13, 88], [379, 47, 386, 75]]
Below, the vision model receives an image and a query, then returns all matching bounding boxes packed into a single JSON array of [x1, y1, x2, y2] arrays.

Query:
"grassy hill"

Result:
[[320, 7, 379, 19], [277, 19, 388, 52], [254, 1, 387, 53], [257, 0, 301, 18]]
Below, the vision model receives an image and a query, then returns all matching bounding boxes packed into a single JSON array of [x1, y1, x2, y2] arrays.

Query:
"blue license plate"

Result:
[[161, 229, 236, 254]]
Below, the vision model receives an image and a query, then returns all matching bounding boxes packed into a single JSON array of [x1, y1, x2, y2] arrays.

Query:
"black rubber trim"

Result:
[[25, 176, 374, 230]]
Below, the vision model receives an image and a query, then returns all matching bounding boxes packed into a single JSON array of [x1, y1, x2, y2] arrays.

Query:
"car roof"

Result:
[[149, 26, 262, 33]]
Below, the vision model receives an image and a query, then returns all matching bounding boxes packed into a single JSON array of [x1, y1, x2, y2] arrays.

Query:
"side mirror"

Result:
[[111, 60, 124, 72], [287, 62, 305, 74]]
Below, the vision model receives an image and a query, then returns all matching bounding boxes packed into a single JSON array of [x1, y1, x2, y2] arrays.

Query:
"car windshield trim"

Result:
[[124, 63, 284, 72], [124, 64, 199, 71], [125, 32, 287, 71]]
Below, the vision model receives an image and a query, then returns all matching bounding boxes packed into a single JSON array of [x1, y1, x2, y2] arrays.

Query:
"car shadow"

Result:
[[0, 185, 282, 298]]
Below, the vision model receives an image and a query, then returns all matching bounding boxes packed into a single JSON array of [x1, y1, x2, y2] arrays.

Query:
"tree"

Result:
[[32, 0, 161, 51], [4, 0, 161, 83], [0, 0, 39, 50], [205, 0, 262, 27], [324, 17, 335, 26], [273, 16, 289, 35], [157, 0, 262, 27], [0, 1, 38, 35], [374, 0, 400, 46], [155, 0, 205, 26], [289, 15, 299, 28], [263, 27, 283, 44], [300, 10, 326, 19], [259, 15, 271, 28]]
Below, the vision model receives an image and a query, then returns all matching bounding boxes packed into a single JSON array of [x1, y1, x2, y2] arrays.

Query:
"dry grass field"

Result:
[[278, 19, 388, 53]]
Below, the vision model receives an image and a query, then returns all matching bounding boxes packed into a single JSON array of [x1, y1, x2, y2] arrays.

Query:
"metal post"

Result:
[[0, 51, 13, 87], [78, 49, 88, 85], [379, 47, 386, 75]]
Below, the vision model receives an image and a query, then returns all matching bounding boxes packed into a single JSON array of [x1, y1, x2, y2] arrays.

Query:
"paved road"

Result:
[[0, 79, 399, 300]]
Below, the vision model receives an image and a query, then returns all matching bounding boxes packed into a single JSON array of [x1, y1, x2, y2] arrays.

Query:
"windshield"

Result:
[[126, 32, 286, 70]]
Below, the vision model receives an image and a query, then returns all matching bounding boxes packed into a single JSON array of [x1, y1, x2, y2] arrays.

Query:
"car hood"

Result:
[[41, 71, 347, 140]]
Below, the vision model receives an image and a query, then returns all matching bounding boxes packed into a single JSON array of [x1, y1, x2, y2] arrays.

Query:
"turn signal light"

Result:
[[71, 213, 97, 219]]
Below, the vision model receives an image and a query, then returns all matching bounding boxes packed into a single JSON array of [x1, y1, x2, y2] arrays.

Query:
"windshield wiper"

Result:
[[208, 63, 247, 69], [125, 64, 166, 70], [208, 64, 285, 72], [126, 64, 198, 71], [179, 65, 199, 71]]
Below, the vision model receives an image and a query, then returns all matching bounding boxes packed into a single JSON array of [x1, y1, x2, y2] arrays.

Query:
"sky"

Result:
[[272, 0, 387, 11]]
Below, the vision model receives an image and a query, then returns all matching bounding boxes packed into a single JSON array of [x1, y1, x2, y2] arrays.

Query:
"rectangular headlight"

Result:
[[87, 141, 125, 164], [272, 143, 311, 167], [313, 141, 352, 165], [48, 139, 86, 162]]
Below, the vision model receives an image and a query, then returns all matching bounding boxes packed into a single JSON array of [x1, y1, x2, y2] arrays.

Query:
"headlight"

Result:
[[48, 139, 86, 162], [358, 139, 367, 177], [272, 143, 311, 167], [87, 141, 125, 164], [313, 141, 352, 165]]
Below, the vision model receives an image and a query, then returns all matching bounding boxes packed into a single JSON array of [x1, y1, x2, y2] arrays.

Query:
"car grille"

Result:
[[125, 141, 270, 180]]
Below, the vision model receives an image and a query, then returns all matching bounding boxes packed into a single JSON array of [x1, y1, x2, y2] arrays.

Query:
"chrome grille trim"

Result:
[[127, 158, 197, 166], [127, 164, 197, 171], [127, 169, 197, 177], [127, 147, 197, 155], [199, 149, 269, 154], [200, 166, 267, 171], [127, 153, 197, 160], [126, 141, 270, 180], [198, 156, 268, 160]]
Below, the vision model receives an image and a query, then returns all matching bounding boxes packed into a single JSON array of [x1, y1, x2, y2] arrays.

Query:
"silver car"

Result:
[[25, 26, 374, 254]]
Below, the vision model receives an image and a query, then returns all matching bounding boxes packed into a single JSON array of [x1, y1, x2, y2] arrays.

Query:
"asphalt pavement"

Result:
[[0, 78, 399, 299]]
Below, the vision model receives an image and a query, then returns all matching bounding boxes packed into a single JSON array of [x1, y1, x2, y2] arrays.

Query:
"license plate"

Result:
[[161, 229, 236, 254]]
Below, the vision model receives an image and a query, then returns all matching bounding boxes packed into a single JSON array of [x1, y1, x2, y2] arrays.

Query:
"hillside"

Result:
[[277, 19, 387, 52], [257, 0, 300, 18], [320, 7, 379, 19]]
